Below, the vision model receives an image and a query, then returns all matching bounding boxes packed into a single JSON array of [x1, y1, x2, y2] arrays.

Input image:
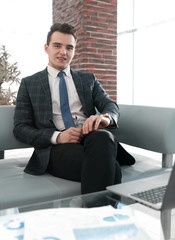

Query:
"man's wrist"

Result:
[[101, 113, 113, 125]]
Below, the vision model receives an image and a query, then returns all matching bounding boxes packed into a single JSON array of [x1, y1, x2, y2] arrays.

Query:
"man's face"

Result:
[[44, 31, 76, 71]]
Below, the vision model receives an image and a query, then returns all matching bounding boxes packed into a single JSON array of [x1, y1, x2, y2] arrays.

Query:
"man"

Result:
[[14, 23, 134, 194]]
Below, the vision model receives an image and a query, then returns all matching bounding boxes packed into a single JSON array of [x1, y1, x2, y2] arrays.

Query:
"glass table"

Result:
[[0, 190, 130, 217], [0, 190, 174, 239]]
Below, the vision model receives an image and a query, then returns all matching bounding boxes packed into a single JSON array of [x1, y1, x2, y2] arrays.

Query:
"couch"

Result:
[[0, 104, 175, 210]]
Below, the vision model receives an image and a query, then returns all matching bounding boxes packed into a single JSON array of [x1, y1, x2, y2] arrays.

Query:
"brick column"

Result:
[[53, 0, 117, 101]]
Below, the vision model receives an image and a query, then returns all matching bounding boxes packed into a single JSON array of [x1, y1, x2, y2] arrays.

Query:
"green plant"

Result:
[[0, 45, 21, 105]]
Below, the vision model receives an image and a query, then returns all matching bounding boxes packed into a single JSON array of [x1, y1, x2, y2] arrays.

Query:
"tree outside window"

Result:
[[0, 45, 21, 105]]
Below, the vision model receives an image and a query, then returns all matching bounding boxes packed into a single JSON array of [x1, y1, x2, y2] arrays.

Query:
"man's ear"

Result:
[[72, 49, 76, 59], [44, 44, 48, 54]]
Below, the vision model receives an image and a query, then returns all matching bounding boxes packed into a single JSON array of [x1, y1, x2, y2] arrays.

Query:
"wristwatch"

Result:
[[101, 113, 113, 125]]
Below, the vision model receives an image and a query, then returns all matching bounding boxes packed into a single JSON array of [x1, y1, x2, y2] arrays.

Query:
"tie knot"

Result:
[[58, 71, 65, 78]]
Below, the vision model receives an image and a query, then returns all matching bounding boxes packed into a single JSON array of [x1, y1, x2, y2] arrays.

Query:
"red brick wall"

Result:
[[53, 0, 117, 101]]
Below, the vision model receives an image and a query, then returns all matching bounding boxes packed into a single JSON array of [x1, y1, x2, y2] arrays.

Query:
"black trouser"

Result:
[[47, 129, 122, 194]]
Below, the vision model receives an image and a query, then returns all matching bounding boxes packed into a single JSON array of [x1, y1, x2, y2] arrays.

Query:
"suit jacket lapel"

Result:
[[39, 68, 53, 118], [71, 70, 88, 115]]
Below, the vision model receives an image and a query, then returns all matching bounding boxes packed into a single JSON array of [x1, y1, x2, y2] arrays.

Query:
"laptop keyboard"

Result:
[[131, 185, 167, 204]]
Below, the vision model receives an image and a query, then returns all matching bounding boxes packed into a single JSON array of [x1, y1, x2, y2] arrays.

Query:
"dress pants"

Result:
[[47, 129, 122, 194]]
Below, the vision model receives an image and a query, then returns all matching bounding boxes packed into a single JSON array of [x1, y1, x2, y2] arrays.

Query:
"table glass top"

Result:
[[0, 190, 133, 217]]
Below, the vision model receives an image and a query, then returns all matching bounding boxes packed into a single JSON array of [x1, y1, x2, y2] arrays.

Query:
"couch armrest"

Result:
[[0, 105, 30, 151], [114, 104, 175, 167]]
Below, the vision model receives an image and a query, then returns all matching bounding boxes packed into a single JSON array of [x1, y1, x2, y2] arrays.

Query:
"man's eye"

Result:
[[53, 44, 61, 48], [67, 47, 73, 51]]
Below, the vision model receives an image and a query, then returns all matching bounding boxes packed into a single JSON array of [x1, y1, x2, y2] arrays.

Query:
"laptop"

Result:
[[107, 163, 175, 211]]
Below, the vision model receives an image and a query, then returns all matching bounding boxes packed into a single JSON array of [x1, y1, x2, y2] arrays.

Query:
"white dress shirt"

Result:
[[47, 65, 87, 144]]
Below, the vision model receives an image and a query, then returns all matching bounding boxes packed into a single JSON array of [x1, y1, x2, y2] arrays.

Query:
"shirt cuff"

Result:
[[51, 131, 61, 144]]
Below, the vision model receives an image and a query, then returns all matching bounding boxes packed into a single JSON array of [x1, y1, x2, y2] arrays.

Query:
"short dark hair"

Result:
[[46, 23, 77, 45]]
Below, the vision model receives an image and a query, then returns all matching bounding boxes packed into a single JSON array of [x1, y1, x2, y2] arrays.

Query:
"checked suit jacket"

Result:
[[14, 68, 120, 175]]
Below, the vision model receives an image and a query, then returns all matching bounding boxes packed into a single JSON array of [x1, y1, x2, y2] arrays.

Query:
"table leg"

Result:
[[160, 209, 171, 240]]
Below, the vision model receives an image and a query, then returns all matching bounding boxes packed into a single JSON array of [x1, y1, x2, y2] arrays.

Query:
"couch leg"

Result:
[[162, 154, 173, 168], [0, 151, 4, 159]]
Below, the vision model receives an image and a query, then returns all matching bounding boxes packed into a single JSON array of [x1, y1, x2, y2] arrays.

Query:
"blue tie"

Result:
[[58, 71, 75, 129]]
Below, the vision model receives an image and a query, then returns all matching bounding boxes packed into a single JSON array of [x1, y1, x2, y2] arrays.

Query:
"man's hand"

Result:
[[56, 127, 83, 144], [82, 115, 110, 135]]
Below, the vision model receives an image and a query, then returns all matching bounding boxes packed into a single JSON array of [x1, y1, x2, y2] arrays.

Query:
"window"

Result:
[[0, 0, 52, 79], [117, 0, 175, 107]]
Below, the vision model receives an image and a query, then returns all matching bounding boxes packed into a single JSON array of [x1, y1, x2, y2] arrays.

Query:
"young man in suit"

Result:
[[14, 23, 134, 194]]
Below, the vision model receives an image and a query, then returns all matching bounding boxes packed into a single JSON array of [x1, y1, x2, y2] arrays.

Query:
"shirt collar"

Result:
[[63, 65, 71, 78], [47, 65, 71, 78]]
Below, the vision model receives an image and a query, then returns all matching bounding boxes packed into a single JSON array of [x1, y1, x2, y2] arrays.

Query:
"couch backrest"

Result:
[[1, 104, 175, 154], [117, 104, 175, 154], [0, 105, 30, 151]]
